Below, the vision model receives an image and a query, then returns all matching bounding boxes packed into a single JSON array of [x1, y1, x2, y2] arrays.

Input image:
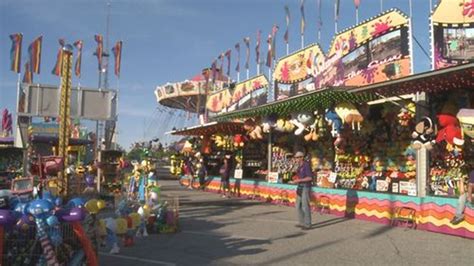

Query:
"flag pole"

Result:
[[237, 72, 240, 83], [380, 0, 383, 13], [286, 43, 289, 55], [356, 7, 359, 24], [301, 35, 304, 49], [409, 0, 414, 75], [246, 69, 249, 80]]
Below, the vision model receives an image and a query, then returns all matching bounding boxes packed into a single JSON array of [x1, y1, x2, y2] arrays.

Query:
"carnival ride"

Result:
[[154, 68, 230, 114]]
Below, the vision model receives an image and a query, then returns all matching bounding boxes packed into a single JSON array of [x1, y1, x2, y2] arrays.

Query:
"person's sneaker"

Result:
[[450, 215, 464, 225]]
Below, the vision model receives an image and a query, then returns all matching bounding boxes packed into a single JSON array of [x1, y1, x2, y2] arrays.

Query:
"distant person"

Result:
[[290, 151, 313, 230], [219, 154, 233, 198], [183, 157, 194, 189], [195, 153, 208, 190], [451, 169, 474, 224]]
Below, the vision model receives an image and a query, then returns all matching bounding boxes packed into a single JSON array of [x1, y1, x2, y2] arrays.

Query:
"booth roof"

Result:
[[350, 62, 474, 97], [214, 63, 474, 121], [0, 137, 14, 145], [168, 121, 246, 136], [214, 87, 376, 121]]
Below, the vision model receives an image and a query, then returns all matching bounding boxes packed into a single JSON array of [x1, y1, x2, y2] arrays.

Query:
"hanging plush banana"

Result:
[[335, 102, 363, 131]]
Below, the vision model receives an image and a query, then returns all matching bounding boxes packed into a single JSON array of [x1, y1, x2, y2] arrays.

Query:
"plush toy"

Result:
[[233, 134, 245, 147], [325, 109, 344, 147], [275, 118, 295, 132], [290, 112, 314, 135], [305, 111, 325, 141], [436, 114, 464, 146], [398, 102, 416, 126], [136, 205, 150, 237], [213, 135, 226, 147], [457, 108, 474, 138], [243, 119, 263, 139], [261, 113, 278, 133], [335, 102, 364, 130], [411, 117, 436, 150]]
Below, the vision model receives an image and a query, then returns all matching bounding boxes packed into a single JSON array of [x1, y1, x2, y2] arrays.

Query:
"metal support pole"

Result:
[[267, 129, 272, 175], [415, 92, 428, 197]]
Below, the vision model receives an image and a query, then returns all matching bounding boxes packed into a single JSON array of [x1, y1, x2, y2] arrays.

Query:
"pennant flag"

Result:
[[28, 36, 42, 74], [211, 59, 217, 83], [73, 40, 83, 77], [266, 34, 272, 68], [256, 30, 261, 64], [271, 25, 279, 60], [51, 39, 66, 76], [225, 49, 231, 77], [94, 34, 104, 70], [284, 6, 290, 44], [335, 0, 340, 21], [300, 0, 305, 36], [354, 0, 361, 8], [218, 53, 225, 78], [243, 37, 250, 70], [9, 33, 22, 73], [23, 61, 33, 83], [235, 43, 240, 72], [112, 40, 123, 77]]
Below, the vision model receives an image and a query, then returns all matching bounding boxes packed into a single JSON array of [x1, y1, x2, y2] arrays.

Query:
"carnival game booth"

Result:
[[209, 63, 474, 239], [169, 122, 250, 178]]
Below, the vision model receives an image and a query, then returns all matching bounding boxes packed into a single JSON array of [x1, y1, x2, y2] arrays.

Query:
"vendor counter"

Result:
[[197, 176, 474, 239]]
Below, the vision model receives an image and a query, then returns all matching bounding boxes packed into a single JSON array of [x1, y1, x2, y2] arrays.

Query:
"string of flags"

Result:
[[7, 33, 123, 83]]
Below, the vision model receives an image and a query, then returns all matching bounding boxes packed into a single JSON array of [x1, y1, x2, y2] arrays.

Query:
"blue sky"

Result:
[[0, 0, 435, 150]]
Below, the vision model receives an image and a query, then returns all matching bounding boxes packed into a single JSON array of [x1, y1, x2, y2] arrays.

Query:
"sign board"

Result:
[[376, 179, 389, 192], [431, 0, 474, 69], [18, 83, 117, 121], [399, 181, 417, 196], [320, 9, 411, 88], [267, 172, 279, 183], [328, 172, 338, 183], [234, 169, 243, 179]]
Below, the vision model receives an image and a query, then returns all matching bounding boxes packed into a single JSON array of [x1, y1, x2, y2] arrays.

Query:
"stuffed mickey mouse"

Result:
[[411, 117, 436, 150]]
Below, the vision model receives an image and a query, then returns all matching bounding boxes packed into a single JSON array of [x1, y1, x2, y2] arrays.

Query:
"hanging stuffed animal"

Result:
[[213, 135, 226, 148], [243, 119, 263, 139], [334, 102, 364, 131], [398, 102, 416, 127], [436, 114, 464, 146], [457, 109, 474, 138], [411, 117, 436, 150], [290, 112, 314, 135], [325, 109, 343, 147], [305, 111, 324, 141], [261, 113, 278, 133], [275, 118, 295, 132], [233, 134, 245, 147]]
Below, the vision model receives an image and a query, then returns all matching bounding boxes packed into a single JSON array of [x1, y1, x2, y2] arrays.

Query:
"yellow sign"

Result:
[[432, 0, 474, 24], [206, 89, 231, 113], [231, 75, 269, 103], [273, 44, 325, 84], [328, 9, 409, 57]]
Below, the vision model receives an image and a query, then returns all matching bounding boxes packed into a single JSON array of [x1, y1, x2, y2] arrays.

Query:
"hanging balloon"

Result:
[[85, 199, 99, 214], [27, 199, 54, 220], [0, 210, 15, 226], [67, 197, 86, 208]]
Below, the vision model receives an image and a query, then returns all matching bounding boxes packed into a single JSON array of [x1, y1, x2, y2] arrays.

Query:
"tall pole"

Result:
[[356, 8, 359, 24], [409, 0, 414, 75], [301, 35, 304, 49], [380, 0, 383, 13], [58, 45, 73, 197], [286, 43, 289, 55]]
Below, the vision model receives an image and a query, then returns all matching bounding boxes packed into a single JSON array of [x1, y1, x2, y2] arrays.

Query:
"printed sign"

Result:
[[234, 169, 243, 180], [431, 0, 474, 69], [399, 181, 417, 196], [267, 172, 279, 183]]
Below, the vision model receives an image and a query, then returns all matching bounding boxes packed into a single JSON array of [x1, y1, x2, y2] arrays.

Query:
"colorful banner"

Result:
[[28, 36, 42, 74], [319, 9, 411, 87], [432, 0, 474, 70], [229, 75, 269, 111], [274, 44, 325, 100], [9, 33, 22, 73], [206, 89, 232, 113]]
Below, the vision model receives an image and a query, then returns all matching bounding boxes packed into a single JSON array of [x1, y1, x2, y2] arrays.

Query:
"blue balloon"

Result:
[[0, 209, 15, 226], [46, 215, 59, 226], [67, 197, 86, 208], [62, 207, 86, 222], [27, 199, 54, 219]]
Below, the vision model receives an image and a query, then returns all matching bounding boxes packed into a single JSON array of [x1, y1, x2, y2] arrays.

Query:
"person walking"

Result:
[[290, 151, 313, 230], [219, 154, 233, 198]]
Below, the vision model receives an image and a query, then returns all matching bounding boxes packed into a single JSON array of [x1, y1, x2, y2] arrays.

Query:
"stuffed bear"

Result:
[[411, 117, 436, 150], [233, 134, 245, 147], [436, 114, 464, 146]]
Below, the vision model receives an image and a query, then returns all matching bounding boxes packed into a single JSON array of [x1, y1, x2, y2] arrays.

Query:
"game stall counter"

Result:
[[199, 176, 474, 238]]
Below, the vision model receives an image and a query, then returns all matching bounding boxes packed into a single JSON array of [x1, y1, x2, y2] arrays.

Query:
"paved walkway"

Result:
[[100, 180, 473, 266]]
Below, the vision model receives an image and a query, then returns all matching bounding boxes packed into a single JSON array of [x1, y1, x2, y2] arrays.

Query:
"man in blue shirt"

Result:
[[290, 151, 313, 230]]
